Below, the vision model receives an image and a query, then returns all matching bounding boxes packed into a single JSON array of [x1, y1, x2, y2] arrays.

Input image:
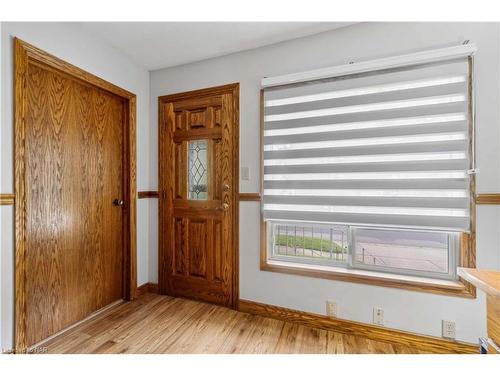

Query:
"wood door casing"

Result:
[[14, 39, 137, 350], [158, 84, 239, 308]]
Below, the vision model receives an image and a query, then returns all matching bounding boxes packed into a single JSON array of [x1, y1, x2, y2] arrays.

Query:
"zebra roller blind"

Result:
[[262, 58, 473, 231]]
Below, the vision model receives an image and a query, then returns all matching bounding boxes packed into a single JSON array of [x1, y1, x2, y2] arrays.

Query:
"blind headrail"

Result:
[[261, 44, 477, 88]]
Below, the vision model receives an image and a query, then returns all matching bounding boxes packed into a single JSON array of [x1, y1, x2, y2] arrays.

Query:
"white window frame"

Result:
[[266, 220, 459, 281], [268, 220, 349, 269], [349, 226, 459, 280]]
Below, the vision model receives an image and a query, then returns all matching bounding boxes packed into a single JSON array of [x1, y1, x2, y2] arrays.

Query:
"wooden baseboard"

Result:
[[137, 282, 159, 295], [238, 299, 478, 354]]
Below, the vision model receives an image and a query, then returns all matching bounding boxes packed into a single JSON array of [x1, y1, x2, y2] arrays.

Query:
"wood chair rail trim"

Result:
[[238, 299, 478, 354], [138, 191, 159, 199], [14, 38, 137, 351], [0, 193, 15, 205], [239, 193, 261, 201], [138, 192, 261, 201], [476, 193, 500, 205]]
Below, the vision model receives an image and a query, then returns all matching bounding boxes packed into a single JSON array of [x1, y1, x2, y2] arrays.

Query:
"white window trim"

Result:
[[266, 220, 459, 281]]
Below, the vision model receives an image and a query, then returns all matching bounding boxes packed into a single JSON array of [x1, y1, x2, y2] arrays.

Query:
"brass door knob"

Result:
[[223, 184, 230, 192], [218, 203, 229, 211]]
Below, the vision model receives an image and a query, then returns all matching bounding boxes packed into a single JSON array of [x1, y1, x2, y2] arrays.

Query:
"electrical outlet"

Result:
[[373, 307, 384, 326], [442, 320, 456, 339], [326, 301, 337, 317]]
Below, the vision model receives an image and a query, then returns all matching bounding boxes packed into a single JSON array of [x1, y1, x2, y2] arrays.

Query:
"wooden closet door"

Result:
[[158, 84, 239, 308], [24, 62, 125, 346]]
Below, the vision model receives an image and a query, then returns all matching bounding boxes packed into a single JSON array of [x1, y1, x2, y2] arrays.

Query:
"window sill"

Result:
[[261, 259, 476, 298]]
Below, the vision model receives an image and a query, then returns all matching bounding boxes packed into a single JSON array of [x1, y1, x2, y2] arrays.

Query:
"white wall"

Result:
[[149, 22, 500, 343], [0, 22, 151, 351]]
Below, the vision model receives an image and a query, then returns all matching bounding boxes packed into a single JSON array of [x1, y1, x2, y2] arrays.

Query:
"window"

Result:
[[188, 139, 208, 200], [351, 227, 458, 278], [267, 221, 459, 280], [261, 46, 475, 287], [268, 221, 348, 265]]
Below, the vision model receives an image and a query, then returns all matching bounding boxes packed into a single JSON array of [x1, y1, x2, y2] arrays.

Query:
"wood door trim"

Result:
[[19, 40, 135, 100], [238, 299, 478, 354], [138, 191, 159, 199], [0, 193, 15, 205], [158, 83, 239, 308], [476, 193, 500, 205], [137, 282, 160, 295], [158, 83, 240, 102], [14, 38, 137, 352]]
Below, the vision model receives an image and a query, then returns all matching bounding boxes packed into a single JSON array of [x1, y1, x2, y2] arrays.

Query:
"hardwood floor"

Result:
[[39, 293, 429, 354]]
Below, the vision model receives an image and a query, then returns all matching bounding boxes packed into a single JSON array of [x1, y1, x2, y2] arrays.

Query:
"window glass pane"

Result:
[[270, 221, 348, 263], [188, 140, 208, 200], [353, 228, 450, 274]]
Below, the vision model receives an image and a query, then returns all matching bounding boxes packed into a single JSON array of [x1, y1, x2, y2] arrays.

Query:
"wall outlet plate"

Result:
[[326, 301, 337, 317], [241, 166, 250, 181], [442, 320, 456, 339], [373, 307, 384, 326]]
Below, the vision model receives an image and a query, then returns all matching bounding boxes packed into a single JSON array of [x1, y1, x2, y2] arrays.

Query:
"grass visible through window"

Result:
[[274, 234, 344, 253]]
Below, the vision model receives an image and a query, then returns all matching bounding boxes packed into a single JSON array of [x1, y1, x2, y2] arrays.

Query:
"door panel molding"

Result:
[[158, 83, 239, 308], [14, 38, 137, 351]]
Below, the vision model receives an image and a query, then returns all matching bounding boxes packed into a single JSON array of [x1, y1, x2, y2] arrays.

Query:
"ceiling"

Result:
[[77, 22, 353, 71]]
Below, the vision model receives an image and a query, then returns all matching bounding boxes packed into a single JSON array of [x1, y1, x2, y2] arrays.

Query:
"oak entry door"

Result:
[[158, 84, 239, 308], [15, 39, 137, 350]]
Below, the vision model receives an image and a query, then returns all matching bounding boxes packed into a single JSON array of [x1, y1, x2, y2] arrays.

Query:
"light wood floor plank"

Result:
[[67, 295, 172, 353], [129, 298, 208, 353], [232, 316, 284, 354], [275, 323, 328, 354], [38, 293, 437, 354], [217, 313, 260, 353]]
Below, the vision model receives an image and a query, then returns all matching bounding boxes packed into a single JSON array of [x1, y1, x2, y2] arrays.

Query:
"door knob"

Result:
[[217, 203, 229, 211], [113, 199, 124, 206], [223, 184, 230, 192]]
